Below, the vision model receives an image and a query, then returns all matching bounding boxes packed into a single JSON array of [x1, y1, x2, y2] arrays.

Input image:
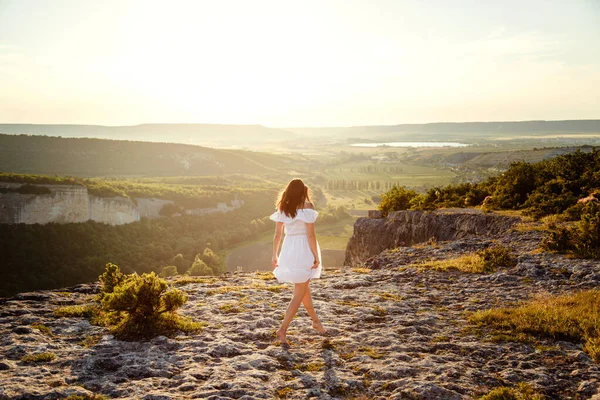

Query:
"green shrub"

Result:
[[477, 245, 516, 272], [159, 265, 179, 278], [101, 271, 203, 339], [378, 186, 419, 216], [542, 202, 600, 259]]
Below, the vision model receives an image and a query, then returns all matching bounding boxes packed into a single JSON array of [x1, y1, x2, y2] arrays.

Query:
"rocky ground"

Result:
[[2, 222, 600, 399]]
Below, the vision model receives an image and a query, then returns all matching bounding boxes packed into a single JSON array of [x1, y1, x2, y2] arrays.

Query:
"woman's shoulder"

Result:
[[302, 202, 315, 210], [295, 207, 318, 222]]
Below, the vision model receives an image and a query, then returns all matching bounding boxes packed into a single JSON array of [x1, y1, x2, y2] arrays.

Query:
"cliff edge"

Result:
[[344, 209, 520, 266]]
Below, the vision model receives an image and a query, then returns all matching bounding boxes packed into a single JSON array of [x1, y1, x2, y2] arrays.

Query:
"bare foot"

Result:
[[276, 329, 289, 345], [312, 322, 328, 334]]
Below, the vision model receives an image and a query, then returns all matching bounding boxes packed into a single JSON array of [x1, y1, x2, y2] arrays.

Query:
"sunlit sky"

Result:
[[0, 0, 599, 127]]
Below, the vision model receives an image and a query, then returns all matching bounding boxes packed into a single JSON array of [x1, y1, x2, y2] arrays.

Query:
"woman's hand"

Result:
[[311, 259, 320, 269], [271, 256, 278, 269]]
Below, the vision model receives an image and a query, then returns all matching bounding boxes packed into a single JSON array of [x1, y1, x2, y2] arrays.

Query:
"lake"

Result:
[[350, 141, 470, 148]]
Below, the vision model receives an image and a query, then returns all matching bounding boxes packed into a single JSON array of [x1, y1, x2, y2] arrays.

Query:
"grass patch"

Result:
[[378, 292, 403, 302], [255, 271, 276, 281], [294, 361, 324, 372], [335, 300, 362, 307], [54, 304, 99, 318], [218, 302, 246, 314], [371, 306, 388, 317], [322, 339, 336, 350], [468, 289, 600, 361], [172, 276, 219, 285], [275, 387, 294, 398], [207, 283, 287, 295], [31, 323, 52, 336], [351, 268, 371, 274], [413, 245, 515, 274], [358, 347, 385, 359], [479, 382, 545, 399], [21, 352, 56, 363], [79, 335, 102, 348], [431, 335, 449, 343]]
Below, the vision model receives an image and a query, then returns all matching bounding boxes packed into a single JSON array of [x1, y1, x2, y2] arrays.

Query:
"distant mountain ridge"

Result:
[[289, 119, 600, 137], [0, 123, 295, 146]]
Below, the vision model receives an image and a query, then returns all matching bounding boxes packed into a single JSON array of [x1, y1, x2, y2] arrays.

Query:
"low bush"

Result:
[[99, 264, 204, 339], [478, 245, 517, 271], [542, 202, 600, 259]]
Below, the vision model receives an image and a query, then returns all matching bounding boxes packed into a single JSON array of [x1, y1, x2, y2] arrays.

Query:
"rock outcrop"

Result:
[[344, 209, 519, 266]]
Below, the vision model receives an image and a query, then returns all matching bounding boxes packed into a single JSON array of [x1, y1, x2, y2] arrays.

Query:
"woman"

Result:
[[270, 178, 327, 345]]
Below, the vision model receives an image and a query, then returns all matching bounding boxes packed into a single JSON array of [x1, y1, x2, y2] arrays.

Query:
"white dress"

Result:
[[269, 209, 323, 283]]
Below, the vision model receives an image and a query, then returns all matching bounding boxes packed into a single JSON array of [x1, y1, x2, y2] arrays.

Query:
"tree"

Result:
[[201, 247, 221, 274], [378, 186, 419, 217], [187, 256, 213, 276], [172, 253, 185, 274], [159, 265, 178, 278]]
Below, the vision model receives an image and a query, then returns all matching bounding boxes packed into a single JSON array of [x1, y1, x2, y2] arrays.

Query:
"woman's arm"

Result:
[[272, 222, 284, 268], [306, 222, 320, 269]]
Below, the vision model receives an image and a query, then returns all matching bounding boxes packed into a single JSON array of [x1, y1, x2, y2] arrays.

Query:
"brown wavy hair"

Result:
[[276, 178, 311, 218]]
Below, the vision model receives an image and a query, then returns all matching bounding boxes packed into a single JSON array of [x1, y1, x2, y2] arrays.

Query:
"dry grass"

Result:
[[206, 283, 287, 296], [414, 254, 487, 273], [21, 352, 56, 363], [335, 300, 362, 307], [255, 271, 276, 281], [173, 276, 219, 286], [412, 246, 515, 274], [468, 289, 600, 362], [79, 335, 102, 348], [351, 267, 371, 274], [378, 292, 403, 302]]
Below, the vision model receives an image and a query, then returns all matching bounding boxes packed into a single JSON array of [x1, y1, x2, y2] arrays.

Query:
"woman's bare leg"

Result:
[[302, 285, 327, 333], [277, 281, 309, 344]]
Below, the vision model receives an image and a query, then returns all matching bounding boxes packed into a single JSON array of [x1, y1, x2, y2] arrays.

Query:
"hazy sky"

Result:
[[0, 0, 599, 127]]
